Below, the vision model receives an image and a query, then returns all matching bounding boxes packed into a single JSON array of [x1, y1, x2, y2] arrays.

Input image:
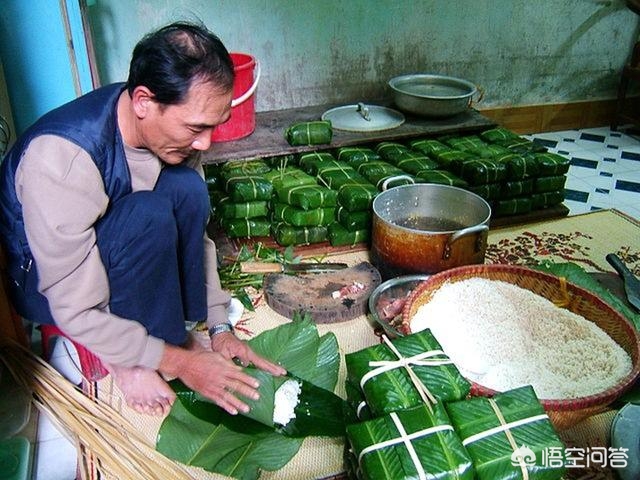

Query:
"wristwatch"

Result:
[[208, 323, 234, 338]]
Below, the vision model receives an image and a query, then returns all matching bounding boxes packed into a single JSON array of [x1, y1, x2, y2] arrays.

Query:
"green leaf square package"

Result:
[[345, 330, 471, 417], [445, 386, 566, 480], [346, 403, 474, 480]]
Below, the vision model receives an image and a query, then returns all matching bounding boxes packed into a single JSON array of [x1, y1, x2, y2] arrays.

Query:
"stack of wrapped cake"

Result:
[[344, 330, 566, 480], [298, 152, 374, 247], [207, 159, 274, 238]]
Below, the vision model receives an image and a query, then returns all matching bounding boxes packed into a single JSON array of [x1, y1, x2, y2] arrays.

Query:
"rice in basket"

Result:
[[410, 277, 632, 400]]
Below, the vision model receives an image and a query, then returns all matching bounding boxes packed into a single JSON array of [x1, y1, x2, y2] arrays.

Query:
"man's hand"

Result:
[[211, 331, 287, 376], [159, 344, 269, 415]]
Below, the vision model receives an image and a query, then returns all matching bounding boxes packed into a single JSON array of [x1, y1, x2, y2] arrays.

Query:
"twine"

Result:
[[358, 411, 454, 480], [461, 398, 549, 480], [361, 334, 453, 406]]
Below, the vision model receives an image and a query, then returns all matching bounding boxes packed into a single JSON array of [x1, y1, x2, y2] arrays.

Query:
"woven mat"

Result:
[[85, 209, 639, 480]]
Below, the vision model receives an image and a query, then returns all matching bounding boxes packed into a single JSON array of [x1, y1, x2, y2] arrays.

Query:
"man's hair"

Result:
[[126, 21, 234, 105]]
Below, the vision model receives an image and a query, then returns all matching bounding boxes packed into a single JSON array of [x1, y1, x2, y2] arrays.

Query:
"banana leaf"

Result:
[[299, 152, 338, 175], [337, 146, 382, 165], [345, 330, 470, 417], [275, 184, 338, 210], [336, 206, 371, 232], [157, 395, 303, 480], [532, 261, 640, 331], [500, 179, 534, 199], [452, 159, 508, 185], [445, 135, 488, 153], [272, 202, 336, 227], [347, 403, 474, 480], [356, 161, 405, 182], [319, 170, 370, 191], [224, 175, 274, 202], [534, 175, 566, 193], [218, 199, 270, 219], [221, 217, 271, 238], [221, 159, 272, 181], [336, 183, 379, 212], [408, 138, 450, 156], [533, 152, 571, 176], [376, 142, 410, 162], [467, 182, 502, 201], [157, 319, 343, 479], [285, 120, 333, 146], [432, 149, 475, 168], [263, 166, 317, 191], [494, 152, 540, 180], [393, 153, 439, 174], [480, 127, 521, 144], [445, 386, 565, 480], [328, 222, 369, 247], [493, 197, 533, 216], [271, 222, 328, 246], [415, 169, 468, 188], [531, 191, 564, 209]]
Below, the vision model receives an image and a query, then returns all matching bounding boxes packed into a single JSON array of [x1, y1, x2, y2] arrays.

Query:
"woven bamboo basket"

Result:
[[401, 264, 640, 431]]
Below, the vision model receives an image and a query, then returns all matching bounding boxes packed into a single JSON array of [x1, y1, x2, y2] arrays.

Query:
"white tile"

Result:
[[47, 338, 82, 385], [563, 199, 592, 216], [36, 412, 65, 442], [34, 436, 78, 480]]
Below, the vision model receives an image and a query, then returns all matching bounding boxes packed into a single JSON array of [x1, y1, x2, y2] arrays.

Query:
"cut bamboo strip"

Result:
[[0, 339, 191, 480]]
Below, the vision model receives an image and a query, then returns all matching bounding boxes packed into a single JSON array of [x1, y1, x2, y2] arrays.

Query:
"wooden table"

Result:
[[201, 104, 496, 164]]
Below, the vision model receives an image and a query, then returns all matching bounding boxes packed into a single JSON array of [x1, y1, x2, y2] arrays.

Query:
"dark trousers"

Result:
[[10, 166, 210, 345]]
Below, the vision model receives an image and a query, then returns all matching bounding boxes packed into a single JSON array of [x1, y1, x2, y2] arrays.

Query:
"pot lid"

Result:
[[322, 103, 405, 132]]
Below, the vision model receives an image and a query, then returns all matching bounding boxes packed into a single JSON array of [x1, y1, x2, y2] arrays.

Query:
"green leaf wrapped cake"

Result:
[[275, 184, 338, 210], [218, 198, 270, 219], [445, 386, 566, 480], [345, 330, 471, 416], [416, 170, 468, 188], [224, 175, 274, 202], [328, 222, 369, 247], [533, 152, 571, 176], [221, 217, 271, 238], [272, 203, 336, 227], [336, 206, 372, 232], [263, 166, 317, 191], [346, 403, 474, 480], [271, 222, 328, 246], [534, 175, 567, 193], [337, 146, 382, 165], [336, 182, 379, 212], [285, 120, 333, 146], [408, 138, 450, 157]]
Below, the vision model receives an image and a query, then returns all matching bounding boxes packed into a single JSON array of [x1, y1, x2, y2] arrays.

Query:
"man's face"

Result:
[[139, 80, 233, 164]]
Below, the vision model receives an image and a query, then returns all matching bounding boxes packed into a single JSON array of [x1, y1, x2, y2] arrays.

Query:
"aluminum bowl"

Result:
[[388, 74, 477, 118], [367, 274, 431, 338]]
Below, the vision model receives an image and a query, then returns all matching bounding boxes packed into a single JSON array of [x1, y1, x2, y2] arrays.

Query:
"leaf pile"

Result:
[[156, 317, 344, 479]]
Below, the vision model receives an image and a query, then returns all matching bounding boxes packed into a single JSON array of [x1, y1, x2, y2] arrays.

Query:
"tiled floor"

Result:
[[30, 126, 640, 480], [526, 125, 640, 220]]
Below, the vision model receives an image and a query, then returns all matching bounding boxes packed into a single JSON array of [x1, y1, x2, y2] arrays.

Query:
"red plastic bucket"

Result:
[[212, 53, 260, 142]]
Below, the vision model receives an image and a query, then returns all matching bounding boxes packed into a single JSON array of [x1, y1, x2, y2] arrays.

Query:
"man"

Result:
[[0, 22, 285, 416]]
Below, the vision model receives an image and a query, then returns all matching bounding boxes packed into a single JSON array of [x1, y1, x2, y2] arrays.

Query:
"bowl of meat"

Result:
[[367, 274, 431, 338]]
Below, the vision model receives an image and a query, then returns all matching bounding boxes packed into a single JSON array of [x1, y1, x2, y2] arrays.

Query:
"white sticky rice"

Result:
[[410, 278, 632, 400], [273, 379, 302, 426]]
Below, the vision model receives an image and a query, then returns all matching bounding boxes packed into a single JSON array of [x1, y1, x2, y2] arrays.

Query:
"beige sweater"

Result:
[[15, 135, 231, 370]]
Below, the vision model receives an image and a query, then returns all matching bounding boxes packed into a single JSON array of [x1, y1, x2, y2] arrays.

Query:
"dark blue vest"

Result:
[[0, 83, 132, 287]]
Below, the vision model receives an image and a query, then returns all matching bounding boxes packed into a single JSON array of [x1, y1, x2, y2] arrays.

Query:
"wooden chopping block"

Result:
[[263, 261, 382, 323]]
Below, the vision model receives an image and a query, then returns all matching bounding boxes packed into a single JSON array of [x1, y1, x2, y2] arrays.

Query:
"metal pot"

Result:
[[370, 178, 491, 280], [388, 74, 478, 117]]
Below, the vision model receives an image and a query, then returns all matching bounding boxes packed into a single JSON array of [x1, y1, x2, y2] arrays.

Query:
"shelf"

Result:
[[201, 104, 497, 164]]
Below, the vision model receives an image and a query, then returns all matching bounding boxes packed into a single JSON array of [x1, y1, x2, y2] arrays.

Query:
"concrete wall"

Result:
[[87, 0, 640, 113]]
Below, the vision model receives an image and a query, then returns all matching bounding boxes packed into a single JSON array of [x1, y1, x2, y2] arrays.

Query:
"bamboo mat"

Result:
[[82, 208, 639, 480]]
